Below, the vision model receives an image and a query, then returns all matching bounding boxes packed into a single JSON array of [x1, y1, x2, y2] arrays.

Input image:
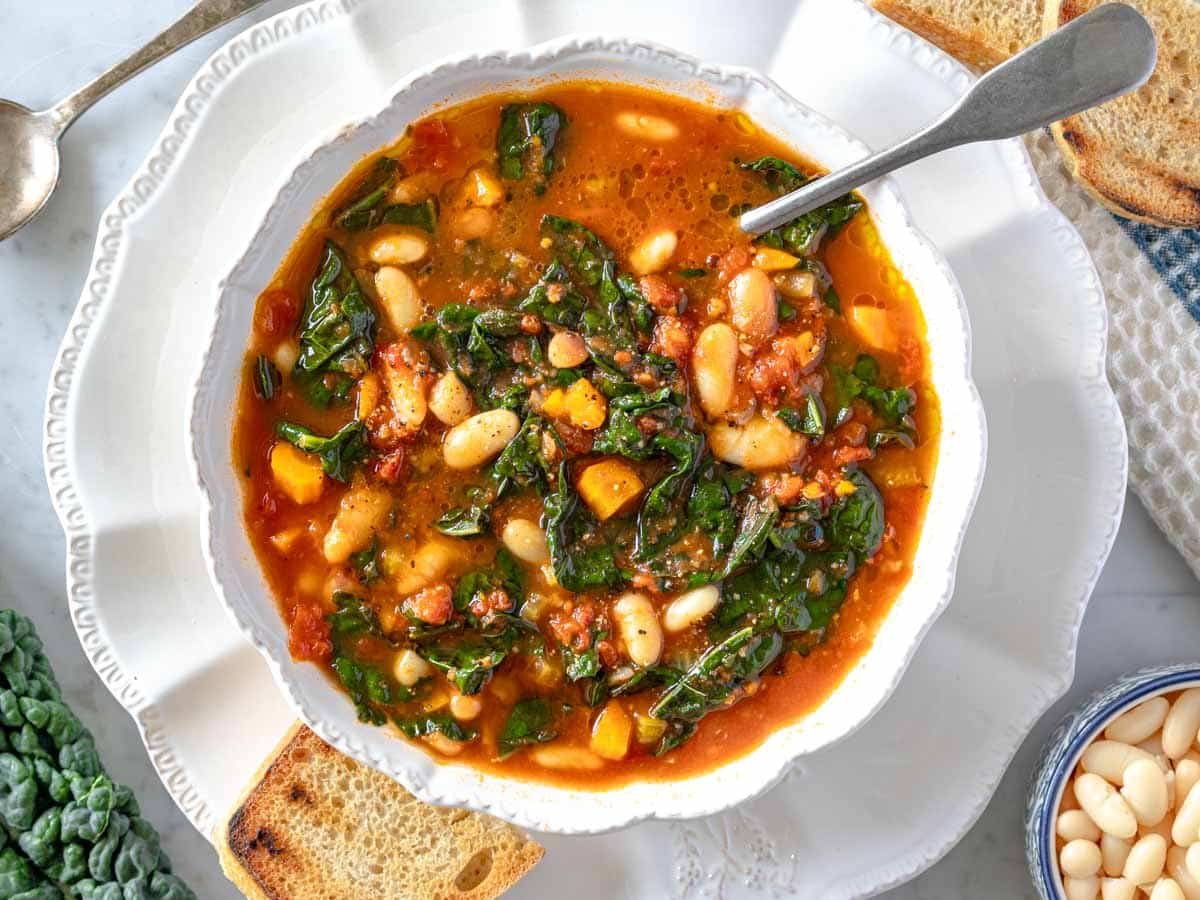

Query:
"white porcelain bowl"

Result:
[[190, 34, 987, 834]]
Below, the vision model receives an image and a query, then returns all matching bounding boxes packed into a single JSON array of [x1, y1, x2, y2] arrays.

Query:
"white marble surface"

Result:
[[1, 3, 1196, 897]]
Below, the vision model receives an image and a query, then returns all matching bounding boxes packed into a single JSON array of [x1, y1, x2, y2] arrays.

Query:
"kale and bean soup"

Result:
[[235, 84, 939, 785]]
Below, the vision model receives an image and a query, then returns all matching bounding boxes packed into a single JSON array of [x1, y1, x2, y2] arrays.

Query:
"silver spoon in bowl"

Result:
[[739, 2, 1157, 235], [0, 0, 269, 242]]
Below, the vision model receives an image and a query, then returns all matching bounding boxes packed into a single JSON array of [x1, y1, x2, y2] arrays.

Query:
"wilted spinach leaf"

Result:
[[253, 355, 281, 400], [827, 469, 885, 558], [544, 461, 623, 591], [741, 156, 863, 257], [332, 157, 400, 231], [650, 626, 783, 725], [739, 156, 807, 193]]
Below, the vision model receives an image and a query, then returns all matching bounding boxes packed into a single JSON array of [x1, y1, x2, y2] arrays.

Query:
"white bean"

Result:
[[1166, 691, 1200, 760], [692, 323, 738, 417], [1061, 810, 1104, 842], [369, 231, 429, 266], [1102, 834, 1133, 877], [393, 649, 432, 687], [1124, 834, 1168, 884], [547, 331, 589, 369], [1107, 697, 1171, 745], [443, 409, 520, 470], [1177, 755, 1200, 804], [629, 228, 678, 275], [1122, 758, 1170, 827], [614, 111, 679, 142], [392, 540, 460, 594], [381, 352, 427, 431], [663, 586, 721, 633], [613, 592, 664, 667], [1082, 741, 1156, 785], [1065, 876, 1100, 900], [1173, 781, 1200, 846], [1076, 773, 1138, 839], [323, 486, 391, 563], [427, 371, 473, 426], [501, 518, 550, 565], [1151, 879, 1187, 900], [529, 745, 604, 770], [1183, 845, 1200, 885], [449, 692, 482, 721], [272, 339, 298, 374], [1101, 877, 1137, 900], [1063, 839, 1104, 878], [374, 266, 422, 333], [728, 267, 778, 344], [1168, 847, 1200, 900], [708, 415, 806, 470]]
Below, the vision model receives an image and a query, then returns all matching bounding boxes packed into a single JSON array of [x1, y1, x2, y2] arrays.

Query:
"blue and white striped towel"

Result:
[[1029, 132, 1200, 580]]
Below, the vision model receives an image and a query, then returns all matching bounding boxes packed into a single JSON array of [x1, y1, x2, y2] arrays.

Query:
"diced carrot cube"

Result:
[[577, 459, 644, 521], [563, 378, 607, 430], [269, 442, 324, 505], [847, 302, 898, 353], [590, 700, 633, 760], [752, 246, 801, 272]]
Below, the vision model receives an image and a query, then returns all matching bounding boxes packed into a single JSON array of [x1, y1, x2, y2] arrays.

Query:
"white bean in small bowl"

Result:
[[1028, 665, 1200, 900]]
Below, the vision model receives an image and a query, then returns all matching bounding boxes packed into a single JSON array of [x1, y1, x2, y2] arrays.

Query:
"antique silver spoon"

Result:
[[739, 2, 1157, 235], [0, 0, 269, 241]]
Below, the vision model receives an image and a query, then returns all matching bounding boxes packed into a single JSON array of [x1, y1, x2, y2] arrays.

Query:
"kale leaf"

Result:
[[332, 157, 400, 230], [275, 420, 369, 482], [253, 355, 281, 401], [394, 712, 476, 742], [497, 698, 558, 758], [650, 626, 783, 725], [827, 469, 885, 559], [292, 241, 377, 407], [497, 102, 566, 186], [831, 353, 917, 435], [740, 155, 863, 257], [421, 642, 509, 696], [544, 461, 624, 591]]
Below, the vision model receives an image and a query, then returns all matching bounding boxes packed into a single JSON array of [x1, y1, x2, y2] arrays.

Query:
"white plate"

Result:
[[42, 0, 1126, 895], [191, 35, 984, 834]]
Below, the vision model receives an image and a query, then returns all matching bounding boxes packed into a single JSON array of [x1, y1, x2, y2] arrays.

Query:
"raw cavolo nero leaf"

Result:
[[0, 611, 195, 898], [740, 155, 864, 256], [496, 102, 566, 186], [275, 420, 369, 483], [497, 698, 558, 758], [292, 241, 377, 408]]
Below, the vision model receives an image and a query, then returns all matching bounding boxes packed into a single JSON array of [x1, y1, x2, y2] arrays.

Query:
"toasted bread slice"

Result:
[[870, 0, 1040, 70], [1046, 0, 1200, 227], [217, 724, 543, 899]]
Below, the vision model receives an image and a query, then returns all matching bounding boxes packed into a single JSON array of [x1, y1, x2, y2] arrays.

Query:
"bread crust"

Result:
[[215, 723, 543, 900], [1044, 0, 1200, 227], [872, 0, 1014, 70]]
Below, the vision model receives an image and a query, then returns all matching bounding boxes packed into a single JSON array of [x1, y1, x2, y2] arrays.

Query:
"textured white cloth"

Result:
[[1026, 131, 1200, 581]]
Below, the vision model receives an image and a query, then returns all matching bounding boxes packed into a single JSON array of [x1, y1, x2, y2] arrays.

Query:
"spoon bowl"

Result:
[[0, 0, 268, 241], [0, 101, 60, 240]]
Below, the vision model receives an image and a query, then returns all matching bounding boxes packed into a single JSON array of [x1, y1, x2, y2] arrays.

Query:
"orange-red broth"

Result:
[[234, 83, 939, 788]]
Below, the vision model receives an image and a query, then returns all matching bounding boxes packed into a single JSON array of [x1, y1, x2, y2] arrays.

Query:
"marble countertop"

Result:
[[2, 3, 1197, 897]]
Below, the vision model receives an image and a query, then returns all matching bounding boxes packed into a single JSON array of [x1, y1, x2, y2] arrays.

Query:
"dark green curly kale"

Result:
[[0, 610, 195, 899]]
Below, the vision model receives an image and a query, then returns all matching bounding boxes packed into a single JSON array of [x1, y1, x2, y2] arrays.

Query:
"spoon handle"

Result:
[[739, 1, 1157, 235], [45, 0, 270, 134]]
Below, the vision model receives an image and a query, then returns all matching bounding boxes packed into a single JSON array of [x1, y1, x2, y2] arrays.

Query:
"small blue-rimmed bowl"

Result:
[[1028, 664, 1200, 898]]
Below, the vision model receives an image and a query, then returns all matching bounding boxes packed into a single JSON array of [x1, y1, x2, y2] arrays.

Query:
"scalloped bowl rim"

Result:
[[189, 34, 986, 834], [1029, 665, 1200, 899]]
